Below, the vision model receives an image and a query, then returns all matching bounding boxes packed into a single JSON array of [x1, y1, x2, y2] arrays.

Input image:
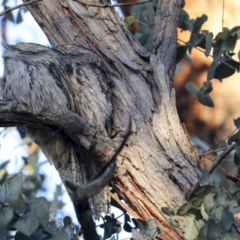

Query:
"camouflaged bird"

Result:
[[1, 43, 113, 217]]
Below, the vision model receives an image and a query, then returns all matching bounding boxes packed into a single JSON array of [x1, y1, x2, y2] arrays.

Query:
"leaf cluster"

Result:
[[98, 195, 161, 240], [124, 1, 240, 108], [0, 156, 79, 240], [162, 173, 239, 240], [1, 0, 26, 24], [161, 118, 240, 240]]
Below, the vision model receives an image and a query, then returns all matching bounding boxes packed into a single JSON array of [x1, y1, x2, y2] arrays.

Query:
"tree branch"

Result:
[[186, 143, 236, 200], [0, 100, 126, 161], [153, 0, 181, 81], [0, 0, 43, 17], [73, 0, 153, 8]]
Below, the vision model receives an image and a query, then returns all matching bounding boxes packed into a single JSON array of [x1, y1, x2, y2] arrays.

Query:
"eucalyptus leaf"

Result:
[[176, 45, 187, 63], [221, 209, 233, 231], [214, 59, 239, 80], [12, 212, 39, 236], [197, 92, 214, 107], [170, 216, 180, 228], [0, 207, 14, 228], [178, 9, 189, 30], [161, 207, 175, 216], [228, 131, 240, 145], [181, 216, 201, 240], [205, 33, 213, 56], [193, 14, 208, 33], [229, 183, 240, 195], [0, 174, 22, 208], [207, 220, 223, 240], [203, 194, 214, 214], [185, 82, 200, 95], [30, 197, 49, 228]]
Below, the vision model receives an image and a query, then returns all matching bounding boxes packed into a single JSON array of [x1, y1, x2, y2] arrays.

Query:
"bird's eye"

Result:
[[20, 51, 32, 55]]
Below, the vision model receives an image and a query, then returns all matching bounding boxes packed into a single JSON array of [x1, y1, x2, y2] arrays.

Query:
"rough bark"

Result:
[[0, 0, 201, 239]]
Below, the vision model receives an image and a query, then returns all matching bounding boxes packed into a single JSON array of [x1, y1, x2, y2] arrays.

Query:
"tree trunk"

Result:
[[4, 0, 201, 239]]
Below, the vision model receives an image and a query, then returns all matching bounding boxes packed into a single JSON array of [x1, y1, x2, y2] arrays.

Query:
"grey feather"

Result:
[[1, 43, 113, 217]]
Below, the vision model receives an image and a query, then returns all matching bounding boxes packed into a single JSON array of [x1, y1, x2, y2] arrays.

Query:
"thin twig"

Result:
[[178, 38, 239, 72], [200, 146, 229, 157], [73, 0, 153, 8], [186, 143, 236, 200], [0, 0, 43, 17], [222, 0, 225, 30]]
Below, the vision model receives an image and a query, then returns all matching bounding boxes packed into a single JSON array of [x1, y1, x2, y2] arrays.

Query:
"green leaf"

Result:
[[0, 174, 22, 208], [191, 186, 215, 207], [186, 208, 202, 220], [223, 34, 238, 52], [30, 197, 49, 228], [221, 209, 233, 231], [0, 207, 14, 228], [213, 39, 224, 62], [203, 194, 214, 214], [197, 92, 214, 107], [198, 225, 207, 240], [48, 230, 69, 240], [234, 118, 240, 128], [178, 9, 189, 30], [16, 10, 23, 24], [207, 220, 223, 239], [213, 59, 239, 80], [193, 14, 208, 33], [181, 216, 202, 240], [176, 45, 187, 63], [140, 219, 161, 239], [170, 216, 180, 227], [207, 61, 218, 80], [228, 131, 240, 145], [0, 230, 7, 240], [15, 228, 44, 240], [215, 191, 229, 207], [177, 203, 192, 216], [188, 33, 205, 53], [124, 15, 137, 30], [185, 82, 200, 95], [12, 212, 39, 236], [234, 152, 240, 167], [205, 33, 213, 56], [202, 81, 213, 94], [161, 207, 175, 216], [209, 174, 220, 186], [200, 203, 209, 221], [229, 183, 240, 195], [5, 11, 14, 23], [223, 231, 240, 239], [230, 26, 240, 38], [214, 206, 223, 222], [200, 169, 209, 186], [100, 216, 120, 240], [215, 27, 230, 41]]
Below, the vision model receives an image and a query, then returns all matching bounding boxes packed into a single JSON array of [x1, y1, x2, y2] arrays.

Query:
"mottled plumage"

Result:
[[1, 43, 113, 217]]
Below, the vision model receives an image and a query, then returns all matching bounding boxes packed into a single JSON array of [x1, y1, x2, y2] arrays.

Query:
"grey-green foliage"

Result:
[[1, 0, 26, 24], [161, 118, 240, 240], [124, 1, 240, 108], [124, 0, 158, 52], [0, 158, 79, 240], [162, 172, 239, 240]]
